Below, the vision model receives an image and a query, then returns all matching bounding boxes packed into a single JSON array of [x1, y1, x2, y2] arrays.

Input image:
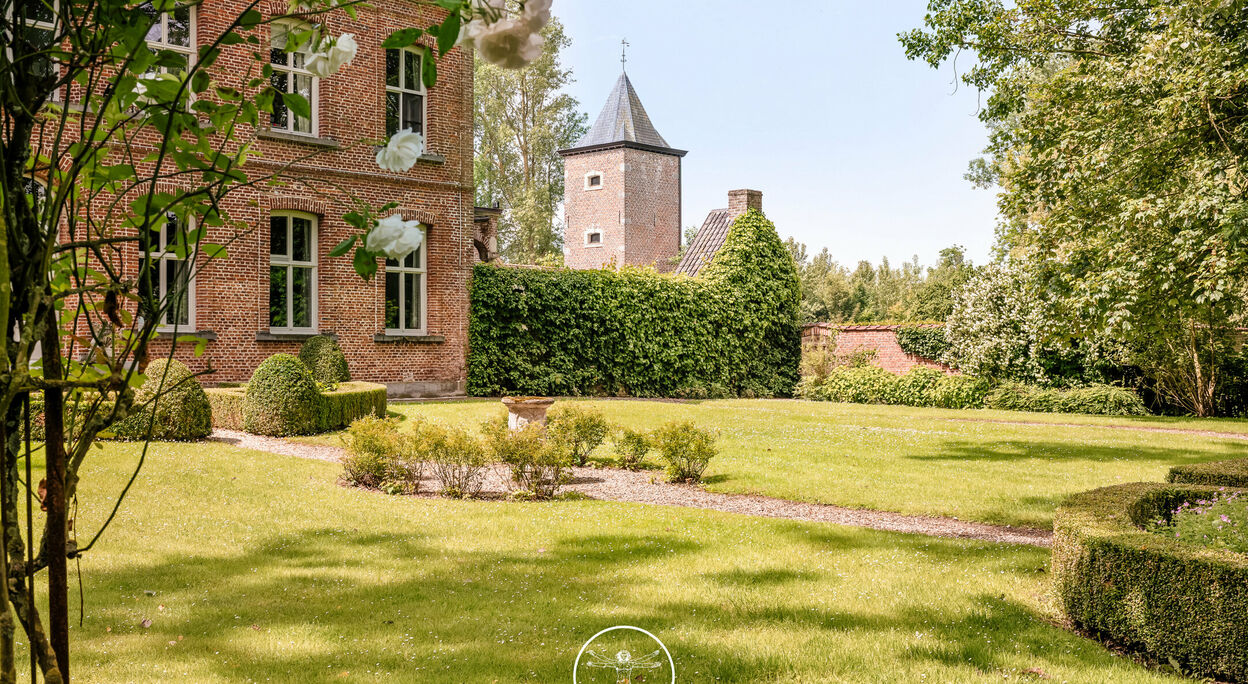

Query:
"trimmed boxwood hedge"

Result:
[[1168, 459, 1248, 488], [299, 335, 351, 385], [1052, 483, 1248, 682], [210, 380, 386, 434], [205, 386, 246, 431], [111, 359, 213, 441], [468, 209, 801, 398]]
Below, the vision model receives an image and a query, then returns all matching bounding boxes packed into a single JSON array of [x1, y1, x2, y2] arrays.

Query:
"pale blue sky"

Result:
[[556, 1, 1000, 267]]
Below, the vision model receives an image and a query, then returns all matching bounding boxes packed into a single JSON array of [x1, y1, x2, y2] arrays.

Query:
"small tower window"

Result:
[[585, 230, 602, 246], [584, 172, 603, 190]]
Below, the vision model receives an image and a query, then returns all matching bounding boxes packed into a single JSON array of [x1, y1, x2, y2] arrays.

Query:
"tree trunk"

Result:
[[40, 320, 69, 682]]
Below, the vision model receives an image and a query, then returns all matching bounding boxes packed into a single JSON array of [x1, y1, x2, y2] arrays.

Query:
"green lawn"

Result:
[[55, 440, 1177, 682], [300, 399, 1248, 529]]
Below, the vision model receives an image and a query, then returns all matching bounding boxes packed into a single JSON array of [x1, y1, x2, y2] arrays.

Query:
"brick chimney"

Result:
[[728, 189, 763, 215]]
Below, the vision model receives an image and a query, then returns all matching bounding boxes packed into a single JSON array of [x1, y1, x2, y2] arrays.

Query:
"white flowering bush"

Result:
[[944, 263, 1051, 383]]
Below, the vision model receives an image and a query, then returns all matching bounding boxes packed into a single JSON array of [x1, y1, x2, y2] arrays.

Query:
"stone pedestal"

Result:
[[501, 397, 555, 430]]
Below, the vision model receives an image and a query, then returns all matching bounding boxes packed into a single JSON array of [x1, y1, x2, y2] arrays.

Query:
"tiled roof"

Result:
[[675, 208, 734, 276], [567, 73, 672, 151]]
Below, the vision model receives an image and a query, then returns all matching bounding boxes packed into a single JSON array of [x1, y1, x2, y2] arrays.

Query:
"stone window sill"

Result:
[[373, 333, 445, 344], [156, 329, 217, 341], [417, 153, 445, 165], [257, 330, 335, 342], [257, 129, 340, 149]]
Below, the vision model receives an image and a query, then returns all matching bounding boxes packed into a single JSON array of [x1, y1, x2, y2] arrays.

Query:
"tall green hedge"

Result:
[[1053, 483, 1248, 682], [468, 209, 801, 397]]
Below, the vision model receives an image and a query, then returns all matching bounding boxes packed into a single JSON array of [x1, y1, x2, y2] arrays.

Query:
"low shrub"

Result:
[[613, 428, 651, 470], [1168, 459, 1248, 488], [341, 416, 425, 495], [299, 335, 351, 386], [483, 420, 571, 499], [205, 386, 246, 431], [416, 422, 490, 499], [1052, 483, 1248, 682], [985, 382, 1148, 416], [652, 421, 717, 483], [1151, 491, 1247, 554], [243, 354, 321, 436], [547, 405, 611, 465], [926, 375, 994, 409], [111, 359, 212, 441]]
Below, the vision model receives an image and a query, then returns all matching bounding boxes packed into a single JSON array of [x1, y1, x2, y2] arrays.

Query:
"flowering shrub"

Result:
[[1152, 492, 1248, 554]]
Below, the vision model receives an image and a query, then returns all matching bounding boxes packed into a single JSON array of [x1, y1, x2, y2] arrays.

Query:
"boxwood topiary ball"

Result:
[[243, 354, 322, 436], [112, 358, 213, 441], [298, 335, 351, 385]]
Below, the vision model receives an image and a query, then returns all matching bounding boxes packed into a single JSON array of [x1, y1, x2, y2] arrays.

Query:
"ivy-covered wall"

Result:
[[468, 209, 801, 398]]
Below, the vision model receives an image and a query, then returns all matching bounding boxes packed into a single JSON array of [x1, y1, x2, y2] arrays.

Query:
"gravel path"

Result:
[[210, 429, 1051, 547]]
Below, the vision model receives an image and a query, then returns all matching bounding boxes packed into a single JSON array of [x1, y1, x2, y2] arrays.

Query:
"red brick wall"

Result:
[[55, 0, 478, 397], [561, 146, 681, 271], [802, 324, 954, 375]]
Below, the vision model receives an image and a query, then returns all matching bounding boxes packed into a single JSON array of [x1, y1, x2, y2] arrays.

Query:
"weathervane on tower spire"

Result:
[[621, 38, 629, 72]]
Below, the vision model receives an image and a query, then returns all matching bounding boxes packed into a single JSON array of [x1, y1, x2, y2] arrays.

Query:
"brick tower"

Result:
[[559, 72, 686, 270]]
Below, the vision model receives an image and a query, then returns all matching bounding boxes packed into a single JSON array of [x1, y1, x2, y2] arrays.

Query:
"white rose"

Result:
[[366, 214, 426, 260], [458, 0, 551, 69], [375, 128, 425, 172], [305, 33, 358, 79]]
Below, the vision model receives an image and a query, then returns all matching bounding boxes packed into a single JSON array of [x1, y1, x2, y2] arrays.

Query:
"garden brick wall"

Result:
[[46, 0, 479, 397], [802, 324, 954, 375]]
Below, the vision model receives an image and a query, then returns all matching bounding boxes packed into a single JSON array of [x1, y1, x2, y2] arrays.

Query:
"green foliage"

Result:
[[613, 428, 651, 471], [798, 366, 992, 409], [347, 415, 422, 495], [787, 241, 974, 324], [903, 1, 1248, 417], [984, 383, 1148, 417], [111, 359, 212, 441], [298, 335, 351, 386], [243, 354, 322, 436], [474, 19, 587, 262], [482, 420, 571, 499], [1168, 459, 1248, 489], [546, 405, 610, 465], [316, 382, 388, 433], [1052, 483, 1248, 682], [415, 421, 491, 499], [651, 421, 717, 483], [1152, 491, 1248, 555], [468, 209, 801, 398], [204, 387, 246, 431], [895, 326, 950, 364]]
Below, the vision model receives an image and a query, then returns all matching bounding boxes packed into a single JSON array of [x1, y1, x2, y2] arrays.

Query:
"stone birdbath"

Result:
[[501, 396, 555, 430]]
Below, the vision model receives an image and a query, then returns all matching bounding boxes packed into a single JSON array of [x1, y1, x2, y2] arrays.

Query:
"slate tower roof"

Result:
[[560, 73, 686, 157]]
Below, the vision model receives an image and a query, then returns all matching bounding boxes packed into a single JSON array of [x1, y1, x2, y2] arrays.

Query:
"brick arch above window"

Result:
[[398, 209, 436, 225], [268, 195, 327, 217]]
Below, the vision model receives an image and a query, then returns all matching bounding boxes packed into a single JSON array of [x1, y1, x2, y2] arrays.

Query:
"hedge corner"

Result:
[[1052, 482, 1248, 682]]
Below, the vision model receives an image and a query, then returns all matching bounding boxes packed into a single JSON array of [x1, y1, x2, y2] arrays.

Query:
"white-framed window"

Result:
[[269, 22, 317, 135], [140, 212, 194, 330], [7, 0, 59, 90], [140, 2, 194, 75], [269, 212, 317, 331], [384, 235, 426, 335], [584, 172, 603, 190], [584, 228, 603, 247], [385, 47, 425, 137]]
